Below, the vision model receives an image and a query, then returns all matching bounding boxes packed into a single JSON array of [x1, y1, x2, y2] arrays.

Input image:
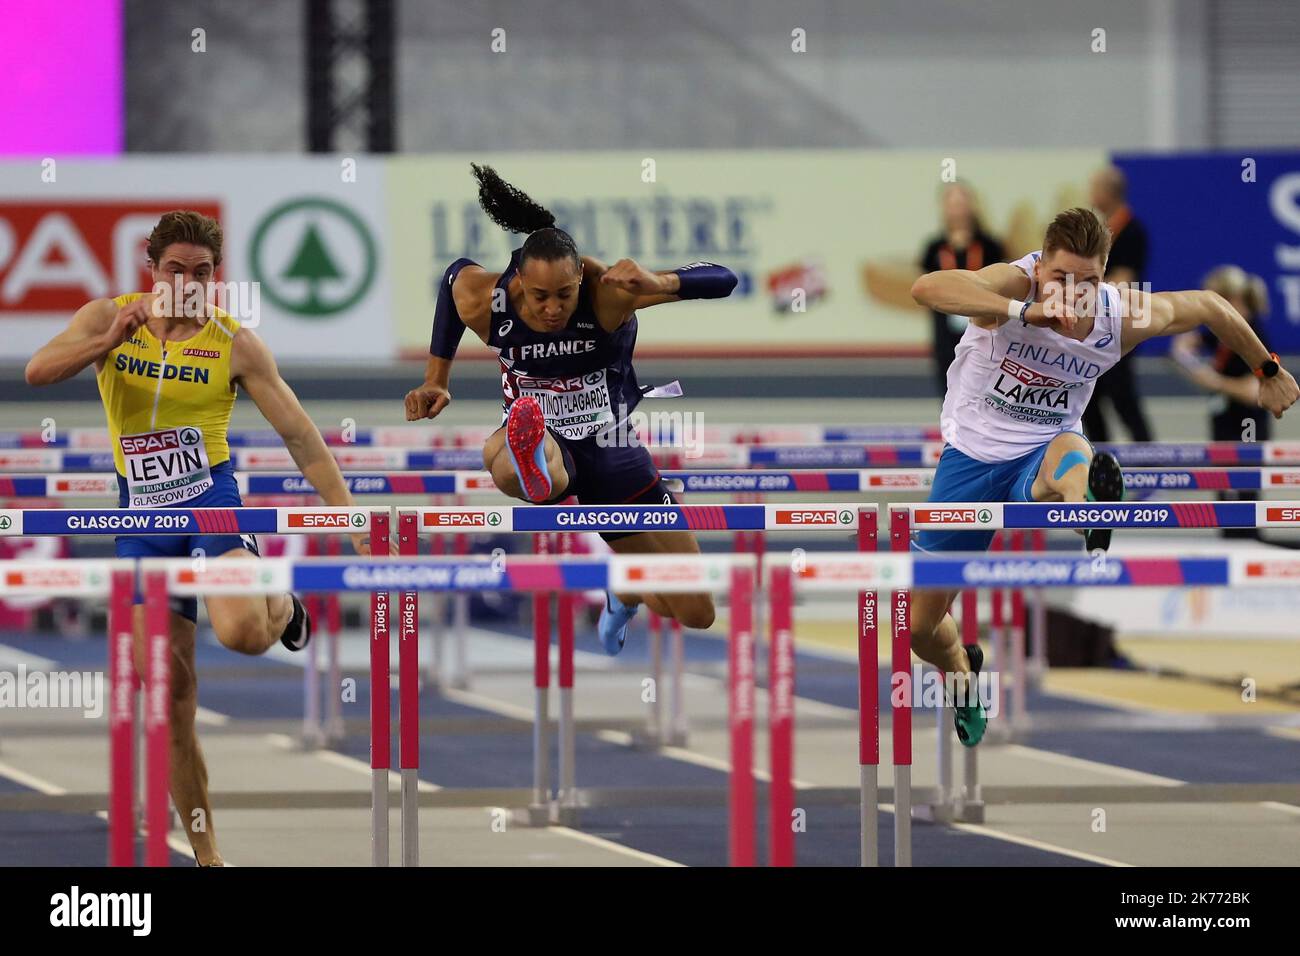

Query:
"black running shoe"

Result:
[[278, 594, 312, 652], [1084, 450, 1124, 553]]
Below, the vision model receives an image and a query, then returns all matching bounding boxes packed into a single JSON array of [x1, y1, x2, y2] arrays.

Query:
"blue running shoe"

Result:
[[597, 591, 638, 655]]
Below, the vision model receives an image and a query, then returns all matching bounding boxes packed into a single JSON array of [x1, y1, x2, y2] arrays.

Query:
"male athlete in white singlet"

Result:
[[908, 207, 1298, 746]]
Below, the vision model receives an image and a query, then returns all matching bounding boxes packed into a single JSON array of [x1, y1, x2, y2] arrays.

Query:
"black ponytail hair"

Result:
[[471, 163, 579, 271]]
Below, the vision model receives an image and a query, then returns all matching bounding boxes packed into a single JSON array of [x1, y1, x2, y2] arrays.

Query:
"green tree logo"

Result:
[[249, 198, 377, 317]]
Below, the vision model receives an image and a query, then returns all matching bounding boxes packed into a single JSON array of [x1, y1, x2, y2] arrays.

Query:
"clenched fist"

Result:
[[404, 382, 451, 421]]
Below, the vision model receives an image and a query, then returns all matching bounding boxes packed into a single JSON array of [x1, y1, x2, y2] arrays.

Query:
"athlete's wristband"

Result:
[[1254, 353, 1281, 379], [672, 262, 738, 300], [1007, 299, 1031, 324]]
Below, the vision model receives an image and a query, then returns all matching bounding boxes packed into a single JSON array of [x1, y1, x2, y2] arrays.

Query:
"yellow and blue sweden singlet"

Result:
[[96, 293, 240, 508]]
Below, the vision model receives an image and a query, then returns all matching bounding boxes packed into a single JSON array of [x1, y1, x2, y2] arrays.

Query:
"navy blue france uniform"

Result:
[[489, 249, 676, 537]]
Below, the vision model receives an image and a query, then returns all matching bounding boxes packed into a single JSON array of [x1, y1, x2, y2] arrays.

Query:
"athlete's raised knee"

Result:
[[213, 609, 272, 655], [670, 596, 715, 630]]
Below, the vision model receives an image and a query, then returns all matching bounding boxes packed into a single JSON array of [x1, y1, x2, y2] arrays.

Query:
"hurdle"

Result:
[[0, 505, 375, 865], [0, 423, 948, 450], [783, 542, 1300, 865], [395, 502, 864, 846], [886, 498, 1300, 828], [14, 440, 1300, 477]]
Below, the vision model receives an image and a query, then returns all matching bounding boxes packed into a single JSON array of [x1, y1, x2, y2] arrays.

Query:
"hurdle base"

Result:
[[913, 800, 957, 825], [957, 800, 986, 824], [627, 727, 667, 751], [982, 722, 1015, 746], [551, 801, 581, 827], [666, 729, 689, 748], [516, 803, 552, 827]]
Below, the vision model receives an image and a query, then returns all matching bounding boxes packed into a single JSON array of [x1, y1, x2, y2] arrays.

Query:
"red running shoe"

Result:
[[506, 396, 552, 502]]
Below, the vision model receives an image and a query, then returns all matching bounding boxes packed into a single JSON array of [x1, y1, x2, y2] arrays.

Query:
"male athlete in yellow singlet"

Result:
[[26, 210, 366, 866]]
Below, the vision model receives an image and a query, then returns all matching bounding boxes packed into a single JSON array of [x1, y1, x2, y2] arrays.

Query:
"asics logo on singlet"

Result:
[[1095, 333, 1114, 349], [498, 320, 513, 336]]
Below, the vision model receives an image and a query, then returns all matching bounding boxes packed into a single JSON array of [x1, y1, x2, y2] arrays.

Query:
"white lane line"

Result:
[[0, 759, 66, 794], [999, 744, 1183, 786], [945, 822, 1131, 867], [0, 759, 222, 866], [544, 826, 683, 866]]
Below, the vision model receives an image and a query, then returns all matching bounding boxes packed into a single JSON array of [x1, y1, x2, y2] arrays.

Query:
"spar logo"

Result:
[[869, 474, 925, 488], [915, 508, 993, 524], [624, 563, 722, 585], [1244, 560, 1300, 578], [5, 567, 102, 589], [796, 560, 894, 583], [121, 430, 181, 455], [176, 566, 275, 587], [1269, 473, 1300, 485], [0, 202, 223, 314], [286, 512, 367, 529], [423, 512, 501, 528], [0, 516, 11, 531], [249, 198, 376, 318], [1267, 507, 1300, 522], [55, 478, 115, 493], [775, 510, 854, 525]]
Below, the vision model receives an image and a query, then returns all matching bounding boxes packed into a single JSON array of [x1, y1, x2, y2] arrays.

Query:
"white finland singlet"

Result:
[[940, 251, 1125, 463]]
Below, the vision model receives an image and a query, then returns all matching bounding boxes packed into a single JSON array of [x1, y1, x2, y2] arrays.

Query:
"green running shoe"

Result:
[[952, 643, 987, 747]]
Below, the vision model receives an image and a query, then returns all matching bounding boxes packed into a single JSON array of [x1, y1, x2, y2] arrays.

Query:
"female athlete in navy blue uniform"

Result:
[[404, 165, 737, 653]]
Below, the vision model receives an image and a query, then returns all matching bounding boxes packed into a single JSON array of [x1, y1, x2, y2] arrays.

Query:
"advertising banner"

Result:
[[0, 158, 392, 361]]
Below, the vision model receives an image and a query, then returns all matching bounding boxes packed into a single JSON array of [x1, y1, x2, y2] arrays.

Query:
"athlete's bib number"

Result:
[[120, 426, 213, 507], [506, 370, 614, 440]]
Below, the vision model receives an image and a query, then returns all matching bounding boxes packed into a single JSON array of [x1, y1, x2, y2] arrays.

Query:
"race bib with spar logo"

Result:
[[983, 351, 1096, 428], [503, 369, 614, 440], [120, 426, 213, 507]]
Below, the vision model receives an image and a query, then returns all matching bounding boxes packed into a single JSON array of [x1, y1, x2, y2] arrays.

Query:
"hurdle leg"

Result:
[[370, 515, 392, 866], [931, 602, 956, 824], [451, 516, 471, 689], [143, 570, 171, 867], [325, 536, 344, 743], [302, 538, 324, 749], [555, 532, 579, 825], [727, 564, 756, 867], [768, 564, 795, 867], [857, 508, 879, 866], [889, 509, 913, 867], [1010, 578, 1028, 740], [644, 611, 664, 747], [108, 569, 136, 867], [959, 589, 984, 823], [1028, 529, 1048, 688], [669, 620, 688, 746], [527, 532, 552, 826], [399, 513, 420, 866]]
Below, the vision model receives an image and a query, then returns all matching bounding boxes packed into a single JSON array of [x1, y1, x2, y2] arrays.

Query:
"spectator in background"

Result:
[[1082, 166, 1156, 442], [1171, 265, 1272, 539], [919, 183, 1006, 400]]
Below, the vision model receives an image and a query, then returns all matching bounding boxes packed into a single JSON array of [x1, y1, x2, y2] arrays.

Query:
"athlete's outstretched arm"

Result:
[[232, 330, 368, 551], [1123, 287, 1298, 417], [405, 262, 495, 420], [910, 263, 1039, 329], [25, 298, 145, 385], [591, 257, 737, 331]]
